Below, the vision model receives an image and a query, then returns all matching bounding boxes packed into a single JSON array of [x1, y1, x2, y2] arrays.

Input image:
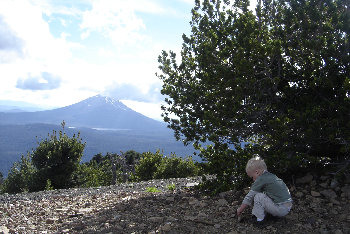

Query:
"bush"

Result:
[[153, 154, 200, 179], [124, 150, 141, 165], [134, 150, 163, 181], [133, 150, 200, 181], [1, 153, 36, 194], [1, 122, 85, 193], [31, 124, 85, 190], [73, 161, 113, 188]]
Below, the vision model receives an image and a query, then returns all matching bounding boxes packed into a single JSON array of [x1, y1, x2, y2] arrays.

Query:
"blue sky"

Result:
[[0, 0, 195, 120]]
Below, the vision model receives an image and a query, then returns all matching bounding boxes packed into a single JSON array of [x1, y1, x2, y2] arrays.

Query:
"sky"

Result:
[[0, 0, 196, 121]]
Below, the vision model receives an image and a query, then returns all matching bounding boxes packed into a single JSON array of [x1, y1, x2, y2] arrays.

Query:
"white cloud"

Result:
[[80, 0, 148, 46], [121, 99, 163, 121], [177, 0, 195, 5], [0, 0, 191, 119]]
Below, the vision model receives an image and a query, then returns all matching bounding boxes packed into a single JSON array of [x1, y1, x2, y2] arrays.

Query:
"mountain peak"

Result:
[[0, 94, 165, 131], [79, 94, 128, 111]]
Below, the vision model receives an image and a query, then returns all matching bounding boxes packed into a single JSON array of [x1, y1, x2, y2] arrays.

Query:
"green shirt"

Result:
[[243, 171, 292, 205]]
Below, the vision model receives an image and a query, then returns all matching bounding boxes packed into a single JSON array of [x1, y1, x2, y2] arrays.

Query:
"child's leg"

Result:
[[252, 193, 291, 220]]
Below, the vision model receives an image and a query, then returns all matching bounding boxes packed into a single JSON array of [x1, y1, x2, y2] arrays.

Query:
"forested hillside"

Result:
[[0, 123, 197, 176]]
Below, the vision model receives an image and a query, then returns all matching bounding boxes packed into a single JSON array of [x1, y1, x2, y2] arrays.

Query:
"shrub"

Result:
[[73, 161, 113, 188], [31, 123, 85, 190], [2, 122, 85, 193], [1, 153, 36, 194], [133, 150, 200, 181], [153, 154, 200, 179], [134, 150, 163, 181]]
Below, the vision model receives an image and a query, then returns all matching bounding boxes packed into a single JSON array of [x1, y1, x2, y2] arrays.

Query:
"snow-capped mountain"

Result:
[[0, 95, 166, 131]]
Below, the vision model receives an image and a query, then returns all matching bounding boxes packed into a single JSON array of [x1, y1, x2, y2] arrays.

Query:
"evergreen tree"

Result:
[[31, 122, 85, 190], [157, 0, 350, 185]]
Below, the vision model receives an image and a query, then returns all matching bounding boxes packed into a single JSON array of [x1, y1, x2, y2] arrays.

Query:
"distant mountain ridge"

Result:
[[0, 95, 198, 176], [0, 95, 166, 131]]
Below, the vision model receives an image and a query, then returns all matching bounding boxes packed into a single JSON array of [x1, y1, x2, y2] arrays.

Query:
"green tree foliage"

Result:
[[74, 153, 114, 187], [31, 123, 85, 190], [0, 171, 3, 185], [134, 150, 200, 181], [1, 153, 36, 194], [134, 150, 163, 181], [157, 0, 350, 185], [74, 151, 141, 187], [154, 154, 200, 179], [124, 150, 141, 165], [74, 161, 112, 188]]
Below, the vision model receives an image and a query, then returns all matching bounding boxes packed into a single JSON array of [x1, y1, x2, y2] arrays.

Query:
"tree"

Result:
[[133, 150, 200, 181], [134, 150, 163, 181], [157, 0, 350, 183], [1, 153, 36, 194], [0, 171, 3, 185], [31, 123, 85, 190], [124, 150, 141, 165], [153, 154, 200, 179]]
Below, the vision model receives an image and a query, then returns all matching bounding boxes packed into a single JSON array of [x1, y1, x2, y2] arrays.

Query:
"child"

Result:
[[236, 156, 292, 225]]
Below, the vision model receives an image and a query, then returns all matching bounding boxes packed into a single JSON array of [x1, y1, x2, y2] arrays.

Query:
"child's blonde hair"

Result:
[[245, 155, 267, 172]]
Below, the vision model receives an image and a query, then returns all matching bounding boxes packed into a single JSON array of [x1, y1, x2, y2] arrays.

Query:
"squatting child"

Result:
[[236, 156, 293, 225]]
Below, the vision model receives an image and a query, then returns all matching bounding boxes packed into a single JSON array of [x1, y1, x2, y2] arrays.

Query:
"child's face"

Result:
[[246, 169, 262, 181]]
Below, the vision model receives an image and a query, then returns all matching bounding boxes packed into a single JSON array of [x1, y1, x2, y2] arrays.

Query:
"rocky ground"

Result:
[[0, 174, 349, 234]]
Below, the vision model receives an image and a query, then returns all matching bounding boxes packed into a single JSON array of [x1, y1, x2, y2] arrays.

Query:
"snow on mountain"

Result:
[[0, 95, 166, 132]]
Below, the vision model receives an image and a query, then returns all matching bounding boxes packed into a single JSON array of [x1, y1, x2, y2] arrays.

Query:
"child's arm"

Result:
[[237, 190, 257, 216], [237, 203, 248, 216]]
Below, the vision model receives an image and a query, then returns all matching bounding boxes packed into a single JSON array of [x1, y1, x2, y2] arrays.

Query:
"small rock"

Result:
[[200, 201, 208, 207], [341, 185, 350, 199], [311, 191, 321, 197], [197, 212, 208, 218], [330, 179, 339, 189], [185, 182, 199, 187], [188, 197, 200, 206], [296, 174, 313, 184], [330, 198, 340, 205], [184, 216, 196, 221], [166, 196, 175, 202], [227, 231, 239, 234], [331, 210, 339, 215], [217, 199, 228, 206], [295, 191, 304, 198], [320, 189, 337, 199], [161, 223, 172, 232], [219, 190, 233, 198], [0, 226, 9, 234], [46, 218, 57, 224], [148, 217, 164, 223]]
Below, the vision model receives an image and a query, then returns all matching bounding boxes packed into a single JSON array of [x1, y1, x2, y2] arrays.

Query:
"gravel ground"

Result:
[[0, 175, 349, 234]]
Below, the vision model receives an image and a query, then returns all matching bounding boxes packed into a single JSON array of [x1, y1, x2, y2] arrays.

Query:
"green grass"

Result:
[[167, 183, 176, 191], [145, 186, 161, 193]]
